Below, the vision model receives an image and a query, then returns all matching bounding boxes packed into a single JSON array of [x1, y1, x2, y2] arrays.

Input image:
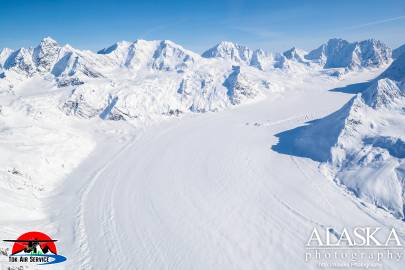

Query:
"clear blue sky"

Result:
[[0, 0, 404, 53]]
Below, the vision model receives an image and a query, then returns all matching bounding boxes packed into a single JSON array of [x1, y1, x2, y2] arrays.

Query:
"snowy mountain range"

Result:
[[0, 37, 396, 122], [305, 38, 392, 69], [0, 37, 396, 78]]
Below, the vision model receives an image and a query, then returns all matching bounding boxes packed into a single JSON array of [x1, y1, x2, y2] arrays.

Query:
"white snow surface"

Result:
[[0, 37, 405, 269]]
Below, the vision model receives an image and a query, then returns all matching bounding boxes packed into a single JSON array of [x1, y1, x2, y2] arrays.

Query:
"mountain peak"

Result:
[[327, 37, 348, 44], [160, 39, 176, 46], [283, 47, 306, 62], [97, 40, 132, 54], [40, 36, 59, 47], [216, 41, 241, 48], [0, 48, 13, 64], [97, 39, 188, 56], [306, 38, 391, 69], [32, 37, 61, 72], [362, 78, 405, 109], [202, 41, 253, 64]]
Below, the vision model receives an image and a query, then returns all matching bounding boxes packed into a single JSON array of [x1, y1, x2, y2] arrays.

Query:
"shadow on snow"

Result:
[[329, 81, 371, 94], [271, 97, 355, 162]]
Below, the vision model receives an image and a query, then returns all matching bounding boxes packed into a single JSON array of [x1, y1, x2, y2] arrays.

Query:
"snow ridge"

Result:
[[283, 51, 405, 219], [305, 38, 391, 69], [202, 41, 253, 64]]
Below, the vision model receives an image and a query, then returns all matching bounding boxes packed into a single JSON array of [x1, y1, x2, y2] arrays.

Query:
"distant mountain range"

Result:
[[0, 37, 397, 80], [0, 37, 401, 122]]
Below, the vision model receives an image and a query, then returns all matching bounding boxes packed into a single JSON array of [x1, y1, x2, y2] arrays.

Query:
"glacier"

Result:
[[0, 36, 405, 269]]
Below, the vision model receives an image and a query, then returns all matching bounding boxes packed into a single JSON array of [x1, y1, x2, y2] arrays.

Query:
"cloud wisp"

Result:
[[345, 15, 405, 30]]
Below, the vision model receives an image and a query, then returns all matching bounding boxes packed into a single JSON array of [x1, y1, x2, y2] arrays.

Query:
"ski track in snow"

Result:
[[41, 71, 405, 270]]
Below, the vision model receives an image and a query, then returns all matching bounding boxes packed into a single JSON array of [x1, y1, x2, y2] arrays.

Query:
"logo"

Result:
[[305, 227, 404, 268], [3, 231, 67, 266]]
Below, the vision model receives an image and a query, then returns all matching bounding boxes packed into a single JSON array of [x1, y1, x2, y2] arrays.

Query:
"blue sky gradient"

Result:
[[0, 0, 404, 53]]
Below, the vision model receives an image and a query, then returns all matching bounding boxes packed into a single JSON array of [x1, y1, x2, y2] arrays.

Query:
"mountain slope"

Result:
[[275, 52, 405, 219], [305, 38, 391, 69], [393, 44, 405, 59], [381, 51, 405, 81]]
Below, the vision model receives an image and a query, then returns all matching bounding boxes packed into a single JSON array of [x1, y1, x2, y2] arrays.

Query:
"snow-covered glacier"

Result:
[[1, 36, 405, 270]]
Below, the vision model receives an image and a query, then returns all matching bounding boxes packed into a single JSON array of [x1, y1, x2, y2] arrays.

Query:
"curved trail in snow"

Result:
[[58, 79, 405, 269]]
